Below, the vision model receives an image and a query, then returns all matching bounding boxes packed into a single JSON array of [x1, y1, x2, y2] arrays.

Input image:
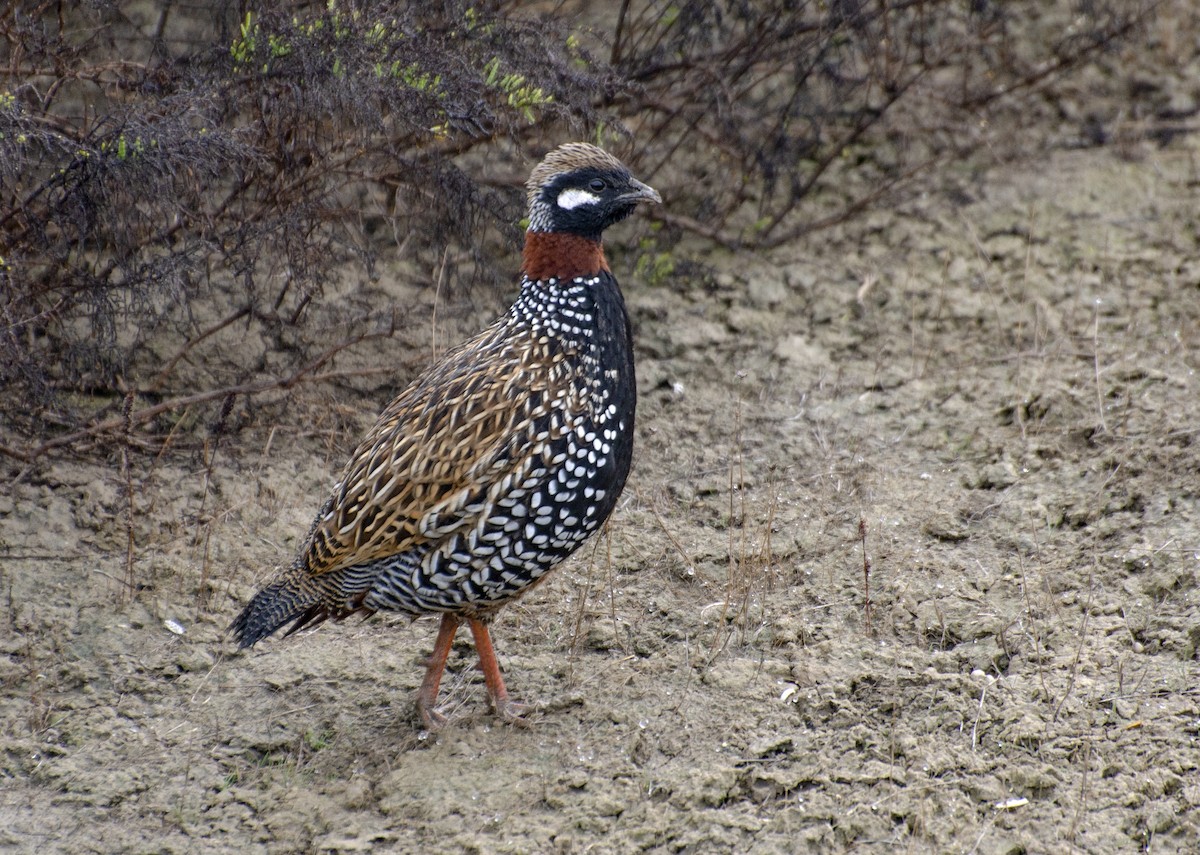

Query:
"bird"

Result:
[[230, 142, 660, 729]]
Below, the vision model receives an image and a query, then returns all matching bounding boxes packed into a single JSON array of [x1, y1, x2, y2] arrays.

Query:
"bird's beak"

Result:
[[621, 178, 662, 205]]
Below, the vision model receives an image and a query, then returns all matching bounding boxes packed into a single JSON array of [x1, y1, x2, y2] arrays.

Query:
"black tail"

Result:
[[229, 573, 326, 648]]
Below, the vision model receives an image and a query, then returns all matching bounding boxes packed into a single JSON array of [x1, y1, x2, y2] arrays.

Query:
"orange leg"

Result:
[[468, 617, 531, 726], [415, 614, 460, 731]]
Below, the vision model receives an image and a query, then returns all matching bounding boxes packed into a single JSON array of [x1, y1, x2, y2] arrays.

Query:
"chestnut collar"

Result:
[[521, 232, 610, 282]]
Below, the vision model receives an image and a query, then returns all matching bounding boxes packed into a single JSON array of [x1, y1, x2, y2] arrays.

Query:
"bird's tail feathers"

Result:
[[228, 571, 326, 648]]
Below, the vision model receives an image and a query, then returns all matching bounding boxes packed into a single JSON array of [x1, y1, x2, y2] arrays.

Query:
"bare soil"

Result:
[[3, 137, 1200, 852]]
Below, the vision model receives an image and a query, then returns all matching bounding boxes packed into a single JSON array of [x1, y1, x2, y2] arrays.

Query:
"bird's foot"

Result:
[[494, 698, 535, 727], [415, 699, 449, 733]]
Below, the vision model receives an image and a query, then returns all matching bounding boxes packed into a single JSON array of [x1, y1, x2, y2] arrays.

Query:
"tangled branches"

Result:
[[0, 0, 1153, 463], [604, 0, 1148, 248]]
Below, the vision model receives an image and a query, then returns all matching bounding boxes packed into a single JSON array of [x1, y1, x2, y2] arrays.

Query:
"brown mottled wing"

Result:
[[299, 319, 573, 579]]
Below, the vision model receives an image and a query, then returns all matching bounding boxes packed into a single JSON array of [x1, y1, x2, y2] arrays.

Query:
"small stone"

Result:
[[746, 274, 788, 307], [176, 647, 215, 673], [1146, 804, 1175, 834], [947, 256, 970, 280], [922, 513, 969, 542], [773, 335, 825, 366], [265, 673, 303, 691], [971, 458, 1018, 490], [749, 735, 794, 758]]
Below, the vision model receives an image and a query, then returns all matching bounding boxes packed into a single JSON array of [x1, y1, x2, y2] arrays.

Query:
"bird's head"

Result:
[[526, 143, 661, 241]]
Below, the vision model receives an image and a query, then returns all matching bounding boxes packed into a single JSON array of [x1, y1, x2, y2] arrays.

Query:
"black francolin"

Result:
[[230, 143, 660, 729]]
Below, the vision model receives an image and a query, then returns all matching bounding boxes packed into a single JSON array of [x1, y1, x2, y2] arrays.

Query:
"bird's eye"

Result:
[[588, 178, 607, 192]]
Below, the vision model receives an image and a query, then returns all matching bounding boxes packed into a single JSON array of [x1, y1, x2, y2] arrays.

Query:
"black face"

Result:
[[536, 166, 660, 240]]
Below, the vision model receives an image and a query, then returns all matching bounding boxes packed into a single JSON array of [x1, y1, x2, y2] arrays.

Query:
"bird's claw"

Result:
[[494, 698, 534, 727], [416, 700, 449, 733]]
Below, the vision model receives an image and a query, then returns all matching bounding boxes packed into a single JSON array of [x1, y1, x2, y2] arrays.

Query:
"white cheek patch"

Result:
[[557, 188, 600, 210]]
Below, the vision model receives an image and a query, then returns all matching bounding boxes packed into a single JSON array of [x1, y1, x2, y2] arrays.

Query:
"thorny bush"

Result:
[[0, 0, 1148, 461]]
